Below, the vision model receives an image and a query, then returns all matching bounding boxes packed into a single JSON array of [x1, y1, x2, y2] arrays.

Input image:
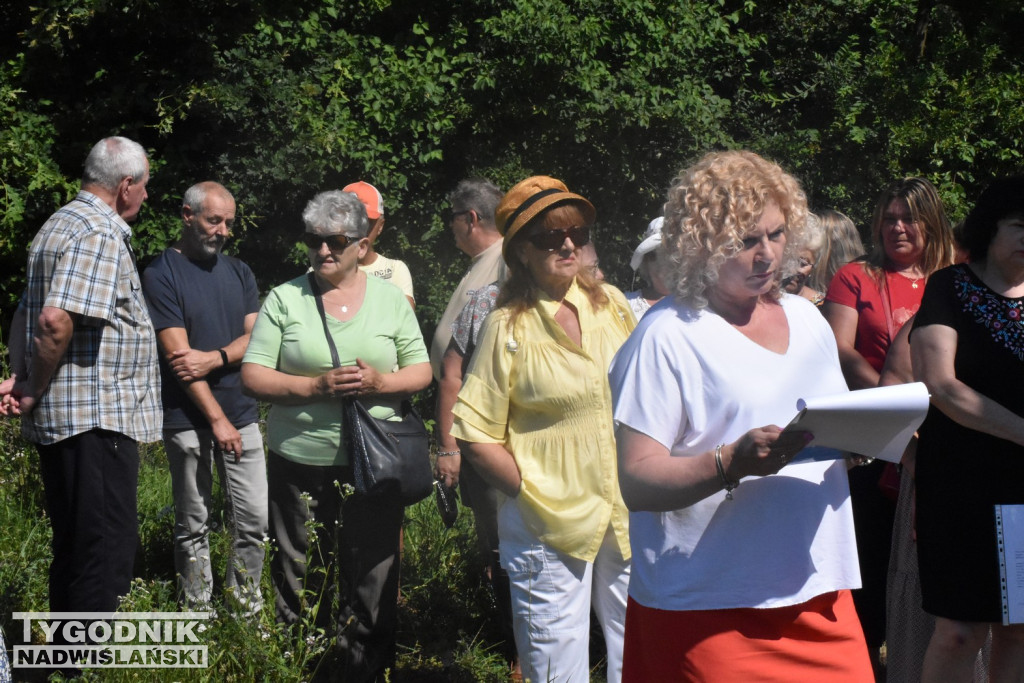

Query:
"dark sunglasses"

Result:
[[443, 208, 473, 224], [526, 225, 590, 251], [301, 232, 353, 251]]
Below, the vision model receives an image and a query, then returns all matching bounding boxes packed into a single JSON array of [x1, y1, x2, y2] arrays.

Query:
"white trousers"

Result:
[[499, 501, 629, 683]]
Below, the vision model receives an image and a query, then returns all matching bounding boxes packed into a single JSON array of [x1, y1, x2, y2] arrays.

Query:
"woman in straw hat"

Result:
[[451, 176, 635, 683]]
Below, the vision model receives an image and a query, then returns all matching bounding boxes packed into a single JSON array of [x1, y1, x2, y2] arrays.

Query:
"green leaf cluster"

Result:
[[0, 0, 1021, 337]]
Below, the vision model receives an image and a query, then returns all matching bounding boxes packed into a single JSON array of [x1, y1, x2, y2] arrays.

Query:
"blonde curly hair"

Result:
[[658, 150, 808, 309]]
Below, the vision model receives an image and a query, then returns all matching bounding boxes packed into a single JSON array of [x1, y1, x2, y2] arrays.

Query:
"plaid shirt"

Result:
[[21, 191, 162, 445]]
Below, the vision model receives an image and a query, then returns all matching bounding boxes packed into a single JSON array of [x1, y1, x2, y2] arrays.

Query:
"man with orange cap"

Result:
[[343, 180, 416, 308]]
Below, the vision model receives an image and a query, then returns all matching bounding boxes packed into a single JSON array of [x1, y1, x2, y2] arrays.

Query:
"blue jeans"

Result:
[[165, 423, 268, 614]]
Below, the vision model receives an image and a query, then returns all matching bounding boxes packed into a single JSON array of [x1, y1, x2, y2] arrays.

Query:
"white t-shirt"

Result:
[[359, 254, 414, 300], [609, 294, 861, 611], [624, 290, 652, 319]]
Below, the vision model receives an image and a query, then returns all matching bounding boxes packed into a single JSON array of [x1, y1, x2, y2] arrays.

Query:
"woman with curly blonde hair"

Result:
[[610, 150, 870, 681], [658, 150, 808, 307]]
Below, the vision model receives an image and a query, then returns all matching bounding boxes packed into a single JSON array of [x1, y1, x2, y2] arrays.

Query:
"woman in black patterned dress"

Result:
[[911, 176, 1024, 682]]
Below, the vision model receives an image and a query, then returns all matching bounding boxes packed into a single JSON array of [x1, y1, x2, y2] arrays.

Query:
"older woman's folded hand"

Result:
[[315, 368, 343, 398], [316, 364, 377, 398]]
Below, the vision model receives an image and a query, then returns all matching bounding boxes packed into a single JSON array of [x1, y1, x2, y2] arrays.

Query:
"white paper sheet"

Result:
[[996, 504, 1024, 625], [784, 382, 930, 464]]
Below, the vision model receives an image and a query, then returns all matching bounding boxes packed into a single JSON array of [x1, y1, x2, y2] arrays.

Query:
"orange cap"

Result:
[[342, 181, 383, 220]]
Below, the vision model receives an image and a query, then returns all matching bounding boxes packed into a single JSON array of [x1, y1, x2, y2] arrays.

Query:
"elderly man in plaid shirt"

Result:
[[0, 136, 162, 614]]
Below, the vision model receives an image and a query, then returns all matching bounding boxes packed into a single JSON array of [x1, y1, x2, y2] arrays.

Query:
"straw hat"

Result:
[[495, 176, 595, 261]]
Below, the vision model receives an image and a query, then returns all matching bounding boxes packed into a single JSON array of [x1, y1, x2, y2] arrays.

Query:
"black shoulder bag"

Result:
[[308, 273, 433, 506]]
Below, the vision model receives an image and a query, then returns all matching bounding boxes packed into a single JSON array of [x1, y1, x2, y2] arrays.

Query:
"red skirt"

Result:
[[622, 590, 872, 682]]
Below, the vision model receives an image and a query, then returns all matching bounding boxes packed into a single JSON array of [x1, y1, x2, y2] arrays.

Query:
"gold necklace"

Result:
[[893, 270, 923, 288]]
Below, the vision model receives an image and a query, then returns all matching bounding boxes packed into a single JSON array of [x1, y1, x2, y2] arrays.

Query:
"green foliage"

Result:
[[1, 2, 1022, 677], [135, 443, 177, 581], [0, 417, 50, 626], [737, 0, 1024, 234], [465, 0, 763, 271], [397, 497, 513, 681], [0, 432, 524, 680], [0, 55, 75, 310], [2, 0, 1022, 326]]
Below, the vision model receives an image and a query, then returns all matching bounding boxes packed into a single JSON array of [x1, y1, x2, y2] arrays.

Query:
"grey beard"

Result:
[[187, 231, 223, 258]]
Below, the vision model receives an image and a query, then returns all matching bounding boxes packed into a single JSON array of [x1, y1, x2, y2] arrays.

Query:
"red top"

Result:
[[825, 261, 925, 372]]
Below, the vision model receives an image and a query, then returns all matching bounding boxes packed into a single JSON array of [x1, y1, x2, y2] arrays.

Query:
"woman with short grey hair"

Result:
[[242, 190, 431, 681]]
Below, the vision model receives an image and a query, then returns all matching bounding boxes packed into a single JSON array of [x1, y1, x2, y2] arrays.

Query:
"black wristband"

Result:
[[218, 349, 229, 366]]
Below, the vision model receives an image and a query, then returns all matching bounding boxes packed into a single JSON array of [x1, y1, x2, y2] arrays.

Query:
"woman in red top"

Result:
[[825, 178, 957, 386], [822, 177, 957, 675]]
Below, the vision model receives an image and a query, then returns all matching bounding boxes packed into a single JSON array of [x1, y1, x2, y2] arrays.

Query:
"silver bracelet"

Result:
[[714, 444, 738, 500], [436, 450, 460, 457]]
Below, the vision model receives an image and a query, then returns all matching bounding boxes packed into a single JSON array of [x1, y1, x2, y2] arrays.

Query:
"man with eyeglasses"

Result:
[[141, 181, 267, 616], [430, 178, 507, 379], [344, 180, 416, 309], [431, 177, 517, 671]]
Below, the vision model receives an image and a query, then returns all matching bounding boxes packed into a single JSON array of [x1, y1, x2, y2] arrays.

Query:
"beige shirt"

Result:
[[429, 238, 507, 379]]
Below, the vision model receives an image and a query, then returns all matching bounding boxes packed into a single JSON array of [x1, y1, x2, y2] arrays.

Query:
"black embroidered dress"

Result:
[[912, 264, 1024, 621]]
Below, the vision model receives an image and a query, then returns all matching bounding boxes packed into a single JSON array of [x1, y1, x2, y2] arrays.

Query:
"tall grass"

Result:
[[0, 417, 521, 681], [0, 331, 613, 681]]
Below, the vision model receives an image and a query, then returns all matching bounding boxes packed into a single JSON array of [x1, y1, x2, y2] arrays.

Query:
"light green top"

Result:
[[244, 273, 428, 466]]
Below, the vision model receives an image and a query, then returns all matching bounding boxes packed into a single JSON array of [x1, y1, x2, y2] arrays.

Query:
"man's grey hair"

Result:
[[182, 181, 234, 214], [448, 178, 502, 228], [302, 190, 370, 238], [82, 137, 148, 191]]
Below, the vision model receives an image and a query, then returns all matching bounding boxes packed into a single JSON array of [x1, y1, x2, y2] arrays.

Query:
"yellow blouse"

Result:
[[451, 280, 635, 562]]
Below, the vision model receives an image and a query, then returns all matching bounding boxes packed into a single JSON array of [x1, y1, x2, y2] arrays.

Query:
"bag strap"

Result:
[[307, 272, 410, 421], [308, 272, 362, 461], [879, 270, 896, 347], [308, 272, 342, 369]]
